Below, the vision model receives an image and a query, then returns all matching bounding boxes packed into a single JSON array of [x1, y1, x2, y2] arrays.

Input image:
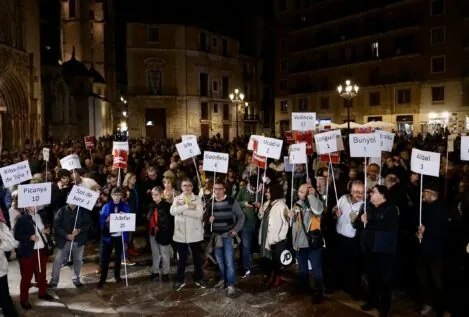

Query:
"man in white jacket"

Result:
[[0, 209, 19, 317], [170, 179, 206, 292]]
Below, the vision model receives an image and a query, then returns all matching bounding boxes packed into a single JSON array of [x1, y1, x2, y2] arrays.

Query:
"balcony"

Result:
[[291, 18, 420, 52], [128, 86, 179, 97], [244, 115, 260, 122]]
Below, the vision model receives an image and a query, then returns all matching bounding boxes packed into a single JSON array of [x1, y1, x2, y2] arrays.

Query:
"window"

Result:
[[397, 89, 411, 104], [279, 79, 288, 91], [320, 97, 329, 109], [69, 0, 76, 18], [278, 0, 286, 12], [212, 80, 218, 91], [431, 56, 445, 73], [147, 68, 162, 95], [199, 73, 208, 96], [280, 39, 287, 52], [146, 27, 159, 42], [298, 98, 308, 111], [223, 104, 230, 120], [371, 41, 379, 58], [201, 102, 209, 120], [280, 101, 288, 113], [214, 103, 218, 113], [432, 86, 445, 103], [300, 15, 306, 24], [280, 60, 288, 72], [200, 32, 207, 51], [212, 37, 218, 48], [431, 0, 445, 16], [222, 76, 229, 98], [431, 27, 445, 45], [222, 39, 228, 56], [369, 92, 381, 106], [89, 10, 94, 20]]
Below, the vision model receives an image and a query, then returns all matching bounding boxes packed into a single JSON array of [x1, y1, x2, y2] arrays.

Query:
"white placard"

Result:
[[110, 213, 136, 233], [289, 143, 307, 164], [203, 151, 229, 173], [284, 156, 293, 172], [448, 139, 454, 153], [18, 183, 52, 208], [60, 154, 81, 170], [256, 136, 283, 160], [410, 148, 441, 177], [43, 148, 50, 162], [0, 160, 32, 188], [379, 131, 395, 152], [349, 133, 381, 158], [66, 185, 100, 210], [292, 112, 316, 131], [314, 130, 342, 155], [175, 139, 201, 160], [461, 136, 469, 161], [112, 141, 129, 152], [182, 135, 197, 142], [248, 135, 260, 151]]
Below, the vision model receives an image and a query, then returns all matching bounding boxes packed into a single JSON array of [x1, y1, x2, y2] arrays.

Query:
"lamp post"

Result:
[[229, 89, 246, 137], [337, 80, 359, 135]]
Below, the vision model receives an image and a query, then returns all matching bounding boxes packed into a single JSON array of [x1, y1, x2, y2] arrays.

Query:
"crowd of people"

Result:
[[0, 131, 468, 317]]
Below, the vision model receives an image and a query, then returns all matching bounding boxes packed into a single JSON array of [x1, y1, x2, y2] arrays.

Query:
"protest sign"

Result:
[[203, 151, 229, 173], [18, 183, 52, 208], [60, 154, 81, 170], [0, 160, 32, 188], [289, 143, 307, 164], [257, 137, 283, 160], [110, 213, 136, 233], [176, 139, 201, 160], [292, 112, 316, 131], [410, 148, 441, 177], [348, 133, 381, 158], [66, 185, 99, 210]]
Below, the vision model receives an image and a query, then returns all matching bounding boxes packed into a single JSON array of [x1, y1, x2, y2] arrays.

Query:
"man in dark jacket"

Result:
[[48, 202, 92, 288], [416, 182, 448, 317]]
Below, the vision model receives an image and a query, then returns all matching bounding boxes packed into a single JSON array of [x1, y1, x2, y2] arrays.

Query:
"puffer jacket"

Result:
[[258, 198, 289, 251], [0, 222, 18, 277], [170, 193, 204, 243]]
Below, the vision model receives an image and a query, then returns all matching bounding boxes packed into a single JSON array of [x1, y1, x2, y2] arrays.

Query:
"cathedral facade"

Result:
[[0, 0, 42, 149]]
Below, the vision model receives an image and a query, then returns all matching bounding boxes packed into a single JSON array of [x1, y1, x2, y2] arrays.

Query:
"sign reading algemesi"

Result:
[[289, 143, 307, 164], [176, 139, 201, 161], [379, 131, 395, 152], [291, 112, 316, 131], [0, 160, 33, 188], [66, 185, 99, 210], [314, 130, 342, 155], [110, 213, 136, 233], [60, 154, 81, 171], [410, 148, 441, 177], [257, 136, 283, 160], [203, 151, 229, 174], [18, 183, 52, 208], [348, 133, 381, 158]]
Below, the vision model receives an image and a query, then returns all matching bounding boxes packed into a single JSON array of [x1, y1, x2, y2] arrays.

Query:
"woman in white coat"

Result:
[[0, 210, 19, 317], [258, 182, 289, 288]]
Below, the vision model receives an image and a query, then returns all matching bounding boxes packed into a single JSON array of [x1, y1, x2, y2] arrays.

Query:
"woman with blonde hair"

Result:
[[162, 177, 180, 204]]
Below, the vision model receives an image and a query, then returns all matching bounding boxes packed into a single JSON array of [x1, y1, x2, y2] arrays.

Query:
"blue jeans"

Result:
[[214, 236, 236, 286], [297, 247, 323, 283], [241, 224, 255, 272]]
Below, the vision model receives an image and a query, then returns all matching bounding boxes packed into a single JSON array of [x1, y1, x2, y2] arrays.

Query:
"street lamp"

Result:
[[229, 89, 245, 137], [337, 80, 359, 135]]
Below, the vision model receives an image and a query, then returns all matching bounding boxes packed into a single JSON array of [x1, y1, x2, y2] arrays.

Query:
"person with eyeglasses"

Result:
[[170, 179, 206, 292], [208, 180, 245, 297]]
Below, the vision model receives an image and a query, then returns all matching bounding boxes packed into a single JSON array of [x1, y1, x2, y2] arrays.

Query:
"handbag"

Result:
[[299, 211, 323, 250], [33, 221, 56, 256]]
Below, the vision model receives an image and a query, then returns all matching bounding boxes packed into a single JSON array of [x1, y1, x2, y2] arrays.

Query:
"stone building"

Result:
[[126, 23, 262, 140], [0, 0, 42, 149]]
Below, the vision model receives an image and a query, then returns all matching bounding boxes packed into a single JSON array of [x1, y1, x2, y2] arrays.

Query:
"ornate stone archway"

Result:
[[0, 70, 30, 149]]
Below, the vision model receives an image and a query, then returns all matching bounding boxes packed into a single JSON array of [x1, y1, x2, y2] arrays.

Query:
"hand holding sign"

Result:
[[18, 183, 52, 208], [410, 148, 441, 177], [67, 185, 99, 210]]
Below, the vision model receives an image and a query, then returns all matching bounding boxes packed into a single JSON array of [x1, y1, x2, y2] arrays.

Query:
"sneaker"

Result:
[[227, 286, 235, 297], [420, 305, 433, 316], [47, 282, 58, 289], [241, 270, 251, 279], [162, 274, 170, 282], [73, 280, 84, 288], [194, 280, 207, 289], [214, 280, 225, 289], [121, 259, 136, 266], [173, 282, 186, 292]]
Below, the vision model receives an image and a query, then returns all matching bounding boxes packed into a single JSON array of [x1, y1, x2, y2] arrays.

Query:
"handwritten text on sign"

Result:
[[182, 135, 197, 142], [291, 112, 316, 131], [410, 148, 441, 177], [349, 133, 381, 158], [175, 140, 201, 160], [18, 183, 52, 208], [379, 131, 395, 152], [60, 154, 81, 171], [203, 151, 229, 173], [0, 160, 32, 188], [257, 137, 283, 160], [314, 130, 342, 155], [66, 185, 99, 210], [110, 213, 136, 233], [289, 143, 307, 164], [43, 148, 50, 162]]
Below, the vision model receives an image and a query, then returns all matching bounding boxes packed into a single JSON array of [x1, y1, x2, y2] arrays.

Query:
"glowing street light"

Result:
[[337, 80, 359, 134]]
